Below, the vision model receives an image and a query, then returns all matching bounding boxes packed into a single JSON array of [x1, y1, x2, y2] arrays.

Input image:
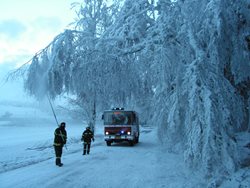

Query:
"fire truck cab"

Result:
[[103, 108, 140, 146]]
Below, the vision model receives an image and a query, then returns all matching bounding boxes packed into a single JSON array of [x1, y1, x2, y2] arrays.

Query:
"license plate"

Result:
[[115, 136, 121, 139]]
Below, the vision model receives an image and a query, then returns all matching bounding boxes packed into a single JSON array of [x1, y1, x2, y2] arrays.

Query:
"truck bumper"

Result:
[[105, 135, 134, 142]]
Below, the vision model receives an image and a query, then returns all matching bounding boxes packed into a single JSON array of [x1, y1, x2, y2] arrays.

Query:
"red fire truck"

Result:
[[103, 108, 140, 146]]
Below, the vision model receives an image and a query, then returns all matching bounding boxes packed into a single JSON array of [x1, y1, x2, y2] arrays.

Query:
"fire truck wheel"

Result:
[[135, 137, 139, 143], [106, 141, 112, 146], [129, 141, 134, 146]]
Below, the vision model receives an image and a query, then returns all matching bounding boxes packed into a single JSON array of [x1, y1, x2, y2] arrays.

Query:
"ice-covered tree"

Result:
[[21, 0, 118, 132], [21, 0, 155, 130], [102, 0, 156, 121], [151, 0, 249, 185]]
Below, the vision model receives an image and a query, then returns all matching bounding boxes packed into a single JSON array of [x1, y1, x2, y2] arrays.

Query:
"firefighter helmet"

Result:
[[60, 122, 66, 127]]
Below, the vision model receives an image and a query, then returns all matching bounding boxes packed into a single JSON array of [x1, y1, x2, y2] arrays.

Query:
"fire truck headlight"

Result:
[[127, 131, 131, 135], [105, 131, 109, 135], [121, 130, 124, 134]]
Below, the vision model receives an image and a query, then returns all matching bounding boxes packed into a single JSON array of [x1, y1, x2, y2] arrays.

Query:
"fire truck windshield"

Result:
[[104, 111, 133, 125]]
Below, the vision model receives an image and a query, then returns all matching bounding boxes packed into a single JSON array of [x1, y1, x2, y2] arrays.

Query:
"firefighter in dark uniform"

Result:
[[81, 126, 94, 155], [53, 122, 67, 166]]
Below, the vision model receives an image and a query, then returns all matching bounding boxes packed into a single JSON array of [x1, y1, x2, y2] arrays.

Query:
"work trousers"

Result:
[[83, 142, 91, 155], [54, 146, 63, 165]]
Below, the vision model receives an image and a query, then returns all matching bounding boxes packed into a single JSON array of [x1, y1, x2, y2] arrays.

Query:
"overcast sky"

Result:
[[0, 0, 79, 68], [0, 0, 81, 101]]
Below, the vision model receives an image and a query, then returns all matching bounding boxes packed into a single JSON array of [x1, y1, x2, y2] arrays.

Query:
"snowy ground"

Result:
[[0, 100, 249, 188]]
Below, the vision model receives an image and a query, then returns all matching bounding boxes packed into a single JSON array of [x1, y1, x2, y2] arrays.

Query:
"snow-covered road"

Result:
[[0, 119, 203, 188], [0, 103, 248, 188]]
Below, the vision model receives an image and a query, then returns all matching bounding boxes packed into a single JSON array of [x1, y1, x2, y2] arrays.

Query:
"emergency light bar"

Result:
[[112, 107, 124, 110]]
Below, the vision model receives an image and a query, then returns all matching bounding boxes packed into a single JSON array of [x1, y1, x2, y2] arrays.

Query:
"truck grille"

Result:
[[105, 126, 131, 135]]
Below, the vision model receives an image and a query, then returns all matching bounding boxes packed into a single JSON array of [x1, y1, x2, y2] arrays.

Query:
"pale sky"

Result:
[[0, 0, 80, 67]]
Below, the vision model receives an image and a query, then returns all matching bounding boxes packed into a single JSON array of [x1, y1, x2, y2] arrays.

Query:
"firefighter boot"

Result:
[[58, 158, 63, 167], [56, 157, 63, 167]]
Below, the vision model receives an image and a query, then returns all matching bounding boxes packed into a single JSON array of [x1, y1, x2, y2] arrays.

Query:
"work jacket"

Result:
[[54, 127, 67, 147], [81, 129, 94, 143]]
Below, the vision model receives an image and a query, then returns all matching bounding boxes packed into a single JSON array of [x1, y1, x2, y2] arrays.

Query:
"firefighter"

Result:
[[53, 122, 67, 167], [81, 126, 94, 155]]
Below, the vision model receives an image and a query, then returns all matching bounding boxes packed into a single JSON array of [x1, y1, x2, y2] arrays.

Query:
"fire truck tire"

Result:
[[106, 141, 112, 146], [135, 136, 139, 143], [129, 140, 134, 146]]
